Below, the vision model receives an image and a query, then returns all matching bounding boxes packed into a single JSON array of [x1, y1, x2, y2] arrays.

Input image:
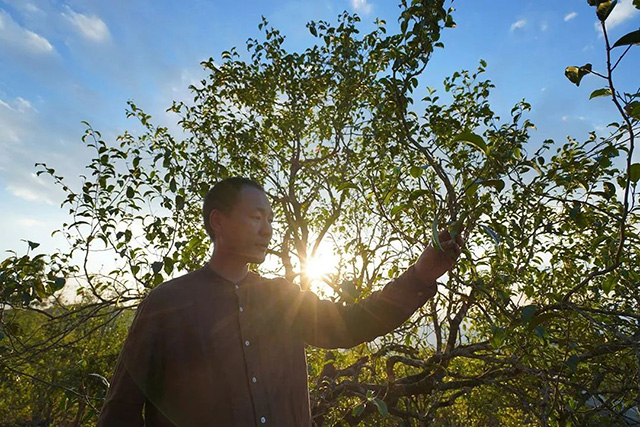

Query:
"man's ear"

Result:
[[209, 210, 225, 237]]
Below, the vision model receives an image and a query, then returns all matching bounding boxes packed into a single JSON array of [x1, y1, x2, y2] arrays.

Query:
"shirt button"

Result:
[[260, 417, 266, 424], [252, 376, 257, 383], [417, 291, 424, 297], [235, 284, 239, 290], [245, 340, 250, 346], [239, 306, 244, 312]]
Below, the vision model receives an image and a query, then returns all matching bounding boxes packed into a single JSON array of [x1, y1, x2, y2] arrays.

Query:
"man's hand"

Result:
[[414, 230, 463, 283]]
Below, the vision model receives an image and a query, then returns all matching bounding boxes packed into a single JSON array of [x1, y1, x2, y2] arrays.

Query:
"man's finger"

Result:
[[438, 230, 452, 242], [440, 240, 461, 258], [441, 239, 461, 248]]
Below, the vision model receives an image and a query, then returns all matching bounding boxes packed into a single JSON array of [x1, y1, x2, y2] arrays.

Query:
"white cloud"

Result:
[[15, 97, 35, 112], [6, 174, 56, 205], [0, 95, 64, 206], [63, 8, 110, 42], [1, 1, 43, 15], [510, 19, 526, 31], [350, 0, 372, 15], [0, 96, 37, 113], [1, 96, 37, 113], [564, 12, 578, 22], [540, 21, 548, 31], [0, 10, 54, 54], [24, 3, 41, 14], [18, 218, 46, 227], [605, 0, 639, 28]]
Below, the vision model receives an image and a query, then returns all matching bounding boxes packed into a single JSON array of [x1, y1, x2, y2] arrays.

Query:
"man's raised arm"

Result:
[[280, 230, 463, 348]]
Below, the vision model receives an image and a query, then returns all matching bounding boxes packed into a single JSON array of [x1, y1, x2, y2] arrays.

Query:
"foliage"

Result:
[[0, 305, 131, 426], [1, 0, 639, 425]]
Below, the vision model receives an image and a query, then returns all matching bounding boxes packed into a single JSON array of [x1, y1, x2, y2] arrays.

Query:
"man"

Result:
[[97, 177, 463, 426]]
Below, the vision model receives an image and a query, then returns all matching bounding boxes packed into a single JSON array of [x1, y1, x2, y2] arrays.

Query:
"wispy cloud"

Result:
[[510, 19, 527, 32], [0, 96, 37, 113], [564, 12, 578, 22], [0, 95, 64, 206], [0, 9, 54, 54], [62, 8, 110, 42], [350, 0, 372, 15], [7, 175, 56, 205], [605, 0, 639, 28], [540, 21, 548, 31], [17, 218, 46, 227], [1, 1, 43, 15]]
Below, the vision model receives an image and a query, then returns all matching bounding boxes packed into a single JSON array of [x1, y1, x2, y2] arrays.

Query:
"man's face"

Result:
[[211, 186, 274, 264]]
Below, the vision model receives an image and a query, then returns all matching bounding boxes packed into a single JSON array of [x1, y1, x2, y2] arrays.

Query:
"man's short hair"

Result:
[[202, 177, 265, 241]]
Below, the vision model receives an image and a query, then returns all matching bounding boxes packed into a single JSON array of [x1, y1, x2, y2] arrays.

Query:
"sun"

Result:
[[303, 247, 339, 282]]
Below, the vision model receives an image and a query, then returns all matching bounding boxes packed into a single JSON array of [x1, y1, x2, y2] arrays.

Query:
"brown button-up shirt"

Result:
[[97, 264, 437, 426]]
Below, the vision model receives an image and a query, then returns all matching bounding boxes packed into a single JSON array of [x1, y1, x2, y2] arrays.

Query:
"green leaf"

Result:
[[27, 240, 40, 250], [34, 280, 47, 299], [408, 189, 430, 202], [390, 204, 405, 216], [52, 277, 66, 291], [337, 182, 358, 192], [480, 179, 505, 193], [409, 165, 423, 178], [126, 186, 134, 198], [479, 225, 500, 246], [591, 235, 608, 250], [521, 305, 537, 325], [565, 67, 580, 85], [432, 217, 444, 251], [602, 275, 616, 294], [596, 1, 617, 21], [612, 29, 640, 48], [589, 88, 612, 99], [628, 102, 640, 119], [352, 403, 365, 417], [527, 312, 558, 332], [634, 0, 640, 9], [565, 355, 581, 373], [465, 181, 479, 198], [176, 194, 185, 210], [373, 398, 389, 416], [490, 327, 507, 348], [451, 132, 488, 154], [630, 163, 640, 183], [0, 330, 4, 341], [445, 15, 456, 28], [513, 147, 522, 159], [600, 182, 616, 200], [565, 64, 592, 86], [448, 219, 464, 241], [152, 261, 163, 274]]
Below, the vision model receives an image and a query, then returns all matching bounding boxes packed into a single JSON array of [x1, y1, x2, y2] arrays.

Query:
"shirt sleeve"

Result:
[[279, 265, 437, 349], [97, 295, 162, 426]]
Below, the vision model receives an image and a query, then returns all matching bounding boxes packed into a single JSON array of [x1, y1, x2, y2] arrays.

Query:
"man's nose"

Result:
[[260, 220, 272, 238]]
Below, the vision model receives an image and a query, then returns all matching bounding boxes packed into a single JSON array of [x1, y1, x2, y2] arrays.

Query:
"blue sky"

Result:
[[1, 0, 639, 256]]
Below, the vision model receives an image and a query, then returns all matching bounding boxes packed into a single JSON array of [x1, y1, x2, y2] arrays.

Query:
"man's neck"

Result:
[[208, 252, 249, 284]]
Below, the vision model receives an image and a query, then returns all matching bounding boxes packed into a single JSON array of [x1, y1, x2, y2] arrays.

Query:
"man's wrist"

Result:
[[412, 262, 437, 285]]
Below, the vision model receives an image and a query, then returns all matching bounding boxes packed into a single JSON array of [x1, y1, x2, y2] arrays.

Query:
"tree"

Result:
[[1, 0, 638, 425]]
